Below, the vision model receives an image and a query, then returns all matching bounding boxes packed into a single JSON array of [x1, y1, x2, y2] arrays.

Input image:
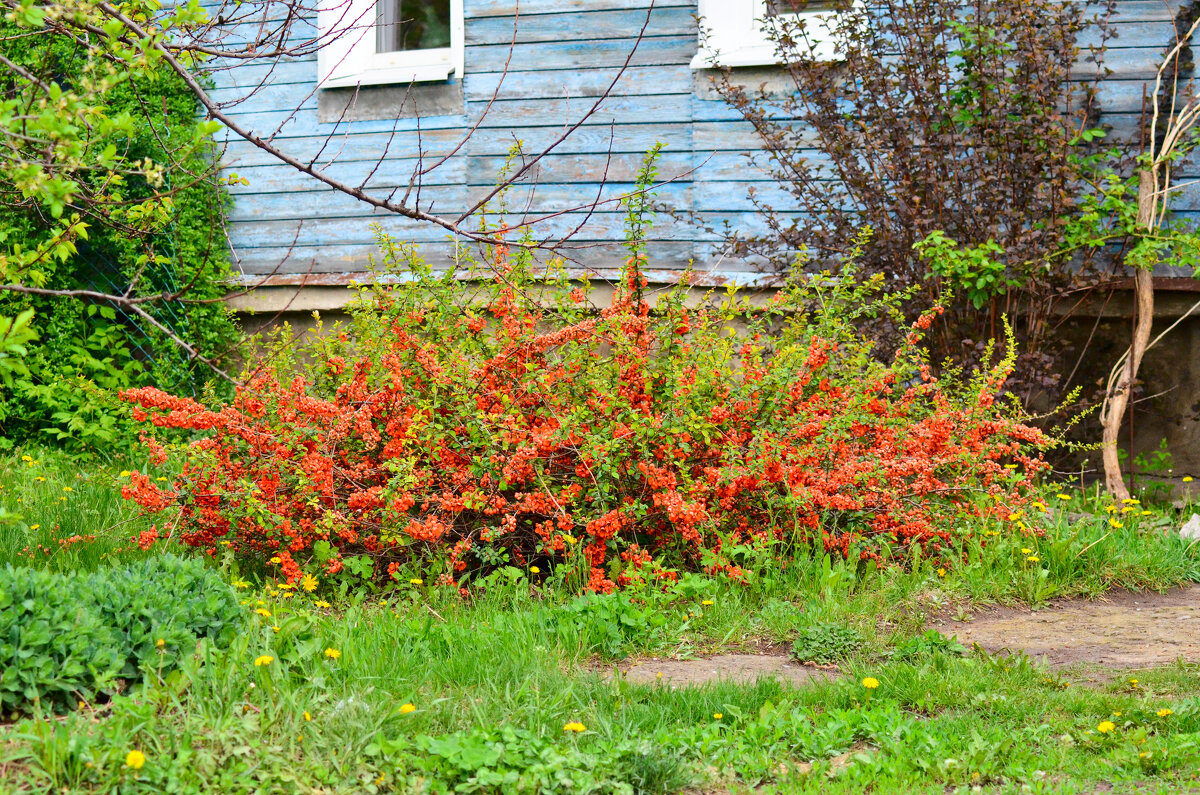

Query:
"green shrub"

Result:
[[0, 556, 243, 713], [0, 568, 121, 713], [87, 555, 244, 679]]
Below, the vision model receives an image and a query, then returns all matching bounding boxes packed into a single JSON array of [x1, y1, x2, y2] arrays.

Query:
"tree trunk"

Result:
[[1101, 168, 1157, 499]]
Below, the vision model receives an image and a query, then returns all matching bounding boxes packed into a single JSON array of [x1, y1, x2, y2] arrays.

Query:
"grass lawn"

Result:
[[2, 448, 1200, 794]]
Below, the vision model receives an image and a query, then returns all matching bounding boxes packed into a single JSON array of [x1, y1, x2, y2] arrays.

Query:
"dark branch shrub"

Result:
[[712, 0, 1114, 398]]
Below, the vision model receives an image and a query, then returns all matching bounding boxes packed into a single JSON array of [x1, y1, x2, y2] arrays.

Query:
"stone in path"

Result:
[[934, 585, 1200, 668], [608, 653, 835, 688]]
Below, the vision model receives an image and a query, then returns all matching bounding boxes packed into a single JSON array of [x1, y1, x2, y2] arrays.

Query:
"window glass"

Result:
[[376, 0, 452, 53]]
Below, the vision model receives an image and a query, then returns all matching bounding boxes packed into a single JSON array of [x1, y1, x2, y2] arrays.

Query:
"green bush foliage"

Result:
[[0, 556, 243, 713], [0, 17, 236, 452], [87, 556, 245, 679], [0, 568, 121, 714]]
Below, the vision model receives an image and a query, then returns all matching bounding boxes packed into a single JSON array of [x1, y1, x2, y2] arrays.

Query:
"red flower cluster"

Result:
[[120, 253, 1049, 590]]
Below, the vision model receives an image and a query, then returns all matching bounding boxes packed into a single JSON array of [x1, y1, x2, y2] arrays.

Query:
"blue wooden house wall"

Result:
[[209, 0, 1197, 294]]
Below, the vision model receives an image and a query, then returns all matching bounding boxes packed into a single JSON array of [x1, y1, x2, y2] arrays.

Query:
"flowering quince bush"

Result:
[[119, 223, 1052, 593]]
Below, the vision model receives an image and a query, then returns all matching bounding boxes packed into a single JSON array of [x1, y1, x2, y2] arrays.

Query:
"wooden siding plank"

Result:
[[228, 212, 697, 252], [231, 240, 697, 274], [467, 124, 694, 155], [220, 128, 473, 167], [226, 186, 470, 224], [466, 0, 692, 18], [466, 152, 694, 184], [465, 37, 696, 72], [465, 94, 693, 128], [466, 7, 695, 45], [465, 65, 695, 101], [225, 181, 693, 222], [213, 110, 469, 141], [225, 157, 467, 196]]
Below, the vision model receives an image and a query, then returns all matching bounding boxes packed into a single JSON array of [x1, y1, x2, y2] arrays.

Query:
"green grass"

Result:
[[2, 448, 1200, 793], [0, 448, 163, 572]]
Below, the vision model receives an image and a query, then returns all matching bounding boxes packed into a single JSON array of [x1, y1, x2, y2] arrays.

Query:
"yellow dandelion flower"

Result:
[[1121, 498, 1140, 505], [862, 677, 880, 689], [302, 574, 319, 592], [254, 655, 274, 666], [1141, 510, 1152, 515], [269, 556, 281, 564], [701, 599, 714, 606], [324, 648, 341, 659], [1097, 721, 1115, 734], [155, 638, 165, 648], [530, 566, 540, 574], [33, 476, 45, 482], [120, 470, 131, 477], [409, 578, 423, 585], [1139, 751, 1151, 759], [1007, 513, 1020, 521], [232, 579, 249, 589], [125, 750, 146, 769], [315, 600, 331, 608], [278, 583, 295, 590], [399, 703, 416, 714], [1157, 708, 1173, 717], [1021, 548, 1032, 554], [21, 455, 31, 462], [936, 567, 946, 577], [255, 608, 271, 617], [1027, 555, 1040, 563], [1109, 520, 1124, 529], [304, 711, 312, 721], [1056, 493, 1071, 500], [563, 722, 586, 732], [29, 524, 39, 530], [272, 626, 280, 633], [1184, 476, 1194, 483], [713, 712, 723, 719], [1129, 678, 1138, 684]]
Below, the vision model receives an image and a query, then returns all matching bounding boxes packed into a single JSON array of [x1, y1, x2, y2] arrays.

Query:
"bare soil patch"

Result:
[[603, 653, 836, 688], [933, 585, 1200, 668]]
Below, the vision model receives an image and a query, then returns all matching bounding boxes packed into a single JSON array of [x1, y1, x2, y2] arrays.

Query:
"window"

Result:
[[319, 0, 464, 88], [691, 0, 839, 69]]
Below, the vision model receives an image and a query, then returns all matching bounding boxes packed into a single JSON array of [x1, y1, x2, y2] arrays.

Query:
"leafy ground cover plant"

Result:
[[118, 223, 1053, 593], [0, 568, 121, 714], [0, 556, 242, 714]]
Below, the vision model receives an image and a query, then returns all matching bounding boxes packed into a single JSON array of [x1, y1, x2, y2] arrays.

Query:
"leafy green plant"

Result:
[[87, 555, 244, 679], [0, 556, 243, 714], [367, 725, 691, 794], [791, 622, 864, 665], [0, 568, 121, 714], [888, 630, 966, 662], [552, 591, 676, 658]]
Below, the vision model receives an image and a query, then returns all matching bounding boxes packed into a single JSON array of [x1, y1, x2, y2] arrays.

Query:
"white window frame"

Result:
[[691, 0, 839, 69], [318, 0, 464, 88]]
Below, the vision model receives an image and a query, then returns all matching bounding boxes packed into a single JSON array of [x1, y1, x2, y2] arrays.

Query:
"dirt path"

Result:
[[933, 585, 1200, 668], [604, 653, 836, 688]]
